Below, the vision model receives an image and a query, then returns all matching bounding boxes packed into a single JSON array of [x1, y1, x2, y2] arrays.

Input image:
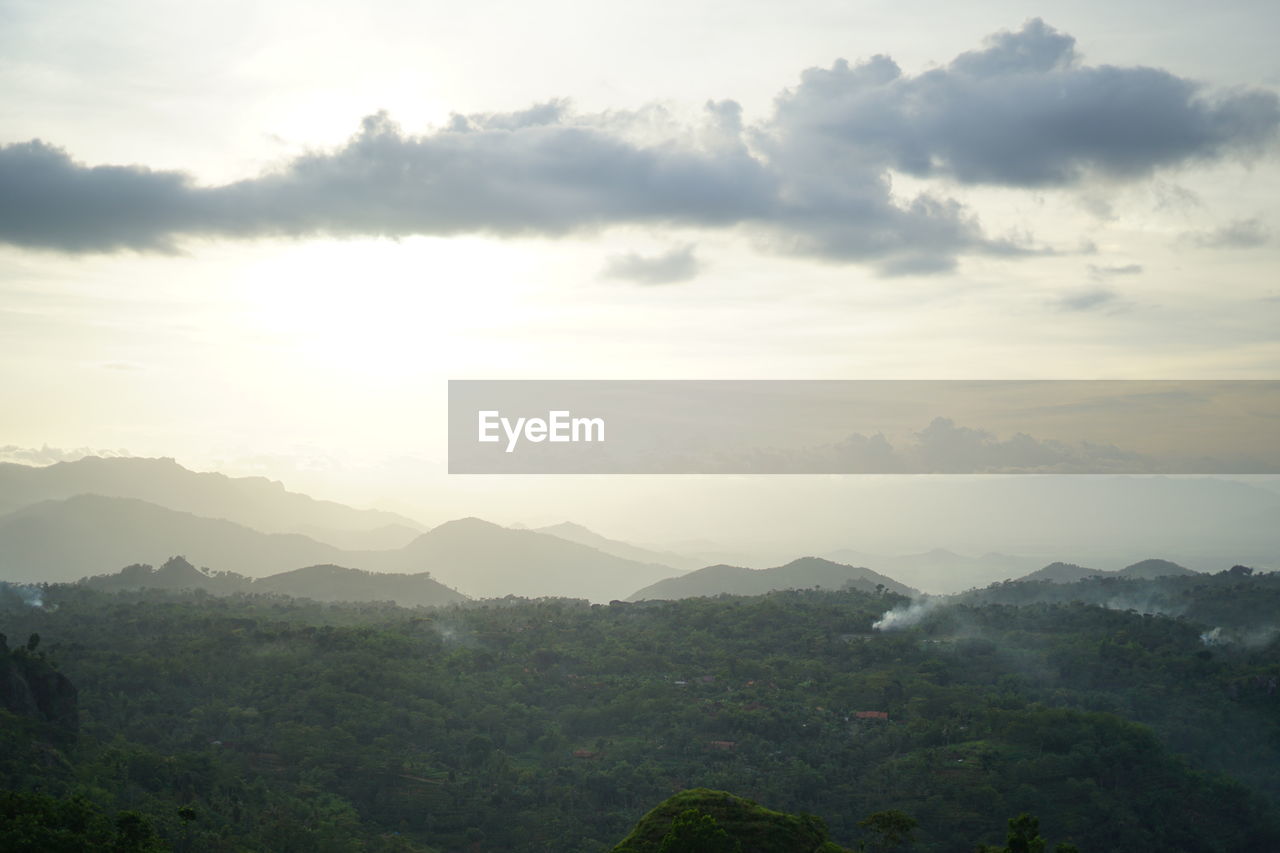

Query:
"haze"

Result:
[[2, 1, 1278, 584]]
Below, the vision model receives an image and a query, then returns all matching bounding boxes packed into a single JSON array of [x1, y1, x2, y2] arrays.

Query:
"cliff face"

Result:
[[0, 644, 78, 732]]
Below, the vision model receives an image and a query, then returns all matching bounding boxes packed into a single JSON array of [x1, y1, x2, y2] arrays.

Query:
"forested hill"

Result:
[[955, 564, 1280, 631], [628, 557, 915, 601], [1015, 557, 1198, 584], [80, 556, 468, 608], [2, 577, 1279, 851]]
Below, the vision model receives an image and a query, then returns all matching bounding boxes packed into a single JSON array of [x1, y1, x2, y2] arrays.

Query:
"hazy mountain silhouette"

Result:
[[1017, 557, 1197, 584], [383, 518, 679, 602], [627, 556, 915, 601], [0, 456, 424, 548], [80, 556, 466, 607], [1116, 558, 1198, 579], [252, 564, 466, 606], [82, 556, 249, 594], [0, 497, 676, 602], [1019, 561, 1107, 583], [534, 522, 702, 570], [0, 495, 345, 582]]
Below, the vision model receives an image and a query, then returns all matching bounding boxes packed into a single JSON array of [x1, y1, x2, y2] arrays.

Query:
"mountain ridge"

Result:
[[627, 556, 916, 601], [0, 496, 676, 602], [0, 455, 425, 549]]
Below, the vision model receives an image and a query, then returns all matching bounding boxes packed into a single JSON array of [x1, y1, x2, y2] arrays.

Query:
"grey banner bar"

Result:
[[448, 380, 1280, 474]]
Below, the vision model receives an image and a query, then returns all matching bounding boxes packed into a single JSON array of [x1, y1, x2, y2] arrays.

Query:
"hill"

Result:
[[0, 498, 669, 601], [253, 563, 467, 607], [81, 556, 249, 595], [0, 455, 424, 549], [627, 556, 914, 601], [1016, 557, 1197, 584], [1018, 561, 1105, 583], [387, 518, 679, 602], [611, 789, 850, 853], [1117, 557, 1199, 579], [79, 556, 467, 607], [0, 495, 344, 582]]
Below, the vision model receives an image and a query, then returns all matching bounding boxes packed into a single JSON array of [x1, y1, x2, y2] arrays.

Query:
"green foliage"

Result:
[[659, 808, 741, 853], [976, 812, 1081, 853], [0, 790, 166, 852], [857, 810, 917, 852], [0, 578, 1278, 851], [612, 788, 844, 852]]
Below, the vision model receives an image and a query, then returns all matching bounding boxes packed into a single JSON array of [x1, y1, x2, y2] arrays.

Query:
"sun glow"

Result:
[[239, 237, 543, 381]]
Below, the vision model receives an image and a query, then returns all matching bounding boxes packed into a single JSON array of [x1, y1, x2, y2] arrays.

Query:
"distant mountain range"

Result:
[[0, 456, 424, 549], [0, 495, 345, 581], [81, 556, 467, 607], [383, 517, 679, 601], [626, 556, 916, 601], [1018, 558, 1199, 584], [0, 495, 680, 603], [1, 455, 1263, 604]]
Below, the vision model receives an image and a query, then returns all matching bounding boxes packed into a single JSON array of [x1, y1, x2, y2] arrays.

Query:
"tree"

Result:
[[977, 813, 1077, 853], [659, 809, 741, 853], [857, 810, 917, 851]]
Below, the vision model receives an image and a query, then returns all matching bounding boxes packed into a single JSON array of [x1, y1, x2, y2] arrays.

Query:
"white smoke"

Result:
[[1199, 625, 1278, 648], [9, 584, 45, 608], [873, 597, 940, 631]]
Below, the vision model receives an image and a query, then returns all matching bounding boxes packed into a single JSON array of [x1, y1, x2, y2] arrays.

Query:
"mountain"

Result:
[[0, 456, 425, 548], [384, 518, 679, 602], [1117, 558, 1198, 579], [1015, 558, 1198, 584], [0, 498, 685, 602], [0, 495, 345, 583], [1018, 561, 1106, 583], [81, 556, 249, 594], [611, 788, 851, 853], [534, 522, 700, 570], [79, 556, 466, 607], [627, 556, 915, 601], [252, 564, 466, 606]]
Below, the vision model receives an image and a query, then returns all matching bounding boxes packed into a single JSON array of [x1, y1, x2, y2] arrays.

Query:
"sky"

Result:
[[1, 0, 1278, 552]]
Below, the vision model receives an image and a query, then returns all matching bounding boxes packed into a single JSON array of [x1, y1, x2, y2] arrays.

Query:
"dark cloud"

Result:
[[1088, 263, 1143, 278], [2, 20, 1276, 273], [766, 18, 1279, 188], [1054, 287, 1121, 312], [1184, 217, 1272, 248], [602, 244, 701, 285]]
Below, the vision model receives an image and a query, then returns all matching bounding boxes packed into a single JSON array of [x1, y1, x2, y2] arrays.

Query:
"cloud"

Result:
[[2, 20, 1276, 274], [1088, 263, 1142, 277], [1184, 217, 1272, 248], [602, 244, 701, 284], [1053, 287, 1121, 312], [763, 19, 1278, 188]]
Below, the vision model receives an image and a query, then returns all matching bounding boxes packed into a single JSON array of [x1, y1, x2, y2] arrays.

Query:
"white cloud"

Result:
[[1, 20, 1275, 276]]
